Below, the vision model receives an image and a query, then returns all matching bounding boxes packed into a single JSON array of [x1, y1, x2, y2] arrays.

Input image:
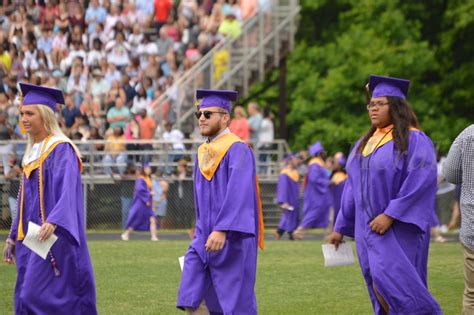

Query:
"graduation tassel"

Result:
[[49, 252, 61, 277]]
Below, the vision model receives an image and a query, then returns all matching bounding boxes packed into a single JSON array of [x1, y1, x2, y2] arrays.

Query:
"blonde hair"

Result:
[[233, 106, 247, 118], [23, 105, 81, 165]]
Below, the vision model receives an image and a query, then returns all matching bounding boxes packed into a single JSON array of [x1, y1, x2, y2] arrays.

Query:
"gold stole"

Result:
[[17, 137, 83, 241], [197, 133, 243, 180], [331, 171, 348, 185], [280, 168, 300, 182], [362, 125, 419, 156]]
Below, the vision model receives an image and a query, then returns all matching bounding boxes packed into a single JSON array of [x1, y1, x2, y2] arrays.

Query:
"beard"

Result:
[[200, 123, 222, 138]]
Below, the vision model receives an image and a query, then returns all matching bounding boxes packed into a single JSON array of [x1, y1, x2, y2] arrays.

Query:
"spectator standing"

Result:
[[62, 95, 82, 132], [154, 0, 173, 34], [229, 105, 250, 141], [247, 102, 263, 144], [85, 0, 107, 34], [162, 122, 185, 174], [443, 124, 474, 314], [137, 109, 156, 164], [258, 108, 274, 174]]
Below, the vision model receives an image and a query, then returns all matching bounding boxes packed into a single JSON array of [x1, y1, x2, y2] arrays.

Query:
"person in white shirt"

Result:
[[258, 108, 274, 174], [162, 122, 185, 174]]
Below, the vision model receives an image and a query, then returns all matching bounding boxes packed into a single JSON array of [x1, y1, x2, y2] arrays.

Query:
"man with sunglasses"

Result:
[[177, 89, 264, 314]]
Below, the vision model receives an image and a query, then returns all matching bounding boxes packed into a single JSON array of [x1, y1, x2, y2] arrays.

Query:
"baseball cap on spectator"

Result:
[[52, 69, 63, 78]]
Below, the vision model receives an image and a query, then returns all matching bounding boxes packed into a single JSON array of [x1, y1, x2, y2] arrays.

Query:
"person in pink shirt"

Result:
[[229, 105, 250, 141]]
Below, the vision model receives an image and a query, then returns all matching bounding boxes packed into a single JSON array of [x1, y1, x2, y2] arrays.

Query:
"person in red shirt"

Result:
[[154, 0, 173, 35]]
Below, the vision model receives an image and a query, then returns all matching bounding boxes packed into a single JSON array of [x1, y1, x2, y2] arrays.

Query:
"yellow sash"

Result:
[[308, 157, 325, 168], [197, 133, 243, 180], [140, 175, 153, 190], [362, 125, 419, 156], [17, 137, 83, 241], [280, 168, 300, 182], [331, 171, 348, 185]]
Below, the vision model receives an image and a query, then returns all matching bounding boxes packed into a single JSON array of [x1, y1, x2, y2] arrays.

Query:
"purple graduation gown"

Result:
[[177, 142, 260, 314], [330, 173, 347, 222], [126, 177, 154, 231], [334, 130, 442, 314], [10, 143, 97, 314], [276, 171, 299, 233], [300, 163, 331, 228]]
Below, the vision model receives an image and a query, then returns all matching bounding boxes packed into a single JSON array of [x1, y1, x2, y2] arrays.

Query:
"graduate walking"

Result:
[[2, 83, 97, 314], [121, 163, 158, 241], [294, 141, 331, 239], [176, 89, 264, 314], [274, 154, 300, 240], [327, 75, 442, 314], [329, 156, 348, 225]]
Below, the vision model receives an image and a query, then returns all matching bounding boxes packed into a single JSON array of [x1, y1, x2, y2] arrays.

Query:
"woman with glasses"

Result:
[[327, 75, 442, 314]]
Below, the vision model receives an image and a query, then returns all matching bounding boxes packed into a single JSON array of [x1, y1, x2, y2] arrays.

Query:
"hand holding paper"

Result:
[[23, 222, 58, 260], [322, 243, 355, 267]]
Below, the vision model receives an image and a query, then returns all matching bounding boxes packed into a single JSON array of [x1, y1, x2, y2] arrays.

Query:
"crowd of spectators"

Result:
[[0, 0, 276, 176]]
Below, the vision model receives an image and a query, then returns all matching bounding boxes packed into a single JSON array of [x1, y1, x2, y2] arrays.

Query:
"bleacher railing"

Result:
[[151, 0, 301, 134]]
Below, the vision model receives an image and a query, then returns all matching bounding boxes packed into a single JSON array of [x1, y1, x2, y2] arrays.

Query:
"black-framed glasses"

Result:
[[195, 110, 227, 119], [366, 102, 389, 110]]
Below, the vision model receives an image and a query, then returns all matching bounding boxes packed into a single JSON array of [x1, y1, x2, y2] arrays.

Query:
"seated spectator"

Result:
[[85, 0, 107, 34], [103, 126, 128, 176], [229, 105, 250, 141], [62, 95, 82, 132], [106, 96, 131, 130], [127, 24, 144, 57], [87, 38, 105, 67], [131, 86, 151, 115], [105, 79, 126, 110], [105, 31, 131, 71], [80, 93, 102, 129], [89, 68, 110, 103]]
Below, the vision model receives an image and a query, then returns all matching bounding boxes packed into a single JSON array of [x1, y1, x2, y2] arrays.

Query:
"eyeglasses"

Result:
[[194, 110, 227, 119], [366, 102, 389, 110]]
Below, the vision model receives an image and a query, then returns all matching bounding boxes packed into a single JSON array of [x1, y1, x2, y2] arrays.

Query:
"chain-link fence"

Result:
[[0, 139, 287, 231]]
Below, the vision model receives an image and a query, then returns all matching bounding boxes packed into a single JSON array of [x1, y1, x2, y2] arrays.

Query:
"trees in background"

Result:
[[250, 0, 474, 154]]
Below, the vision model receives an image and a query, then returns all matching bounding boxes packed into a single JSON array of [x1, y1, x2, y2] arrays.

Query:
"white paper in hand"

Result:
[[322, 243, 355, 267], [23, 221, 58, 260], [178, 256, 185, 272]]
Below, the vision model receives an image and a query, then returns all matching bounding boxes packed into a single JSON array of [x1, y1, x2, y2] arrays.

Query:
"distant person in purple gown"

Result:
[[294, 141, 331, 239], [327, 75, 442, 314], [329, 155, 347, 226], [2, 83, 97, 314], [121, 163, 158, 241], [176, 89, 264, 314], [274, 153, 300, 241]]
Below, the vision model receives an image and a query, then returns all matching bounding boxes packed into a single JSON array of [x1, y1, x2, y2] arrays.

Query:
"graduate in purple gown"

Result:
[[2, 83, 97, 314], [328, 75, 442, 314], [274, 154, 300, 241], [121, 163, 158, 241], [176, 89, 264, 314], [294, 141, 331, 239], [329, 156, 347, 223]]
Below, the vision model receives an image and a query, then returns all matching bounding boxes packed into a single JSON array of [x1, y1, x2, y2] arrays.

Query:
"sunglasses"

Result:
[[195, 110, 227, 119]]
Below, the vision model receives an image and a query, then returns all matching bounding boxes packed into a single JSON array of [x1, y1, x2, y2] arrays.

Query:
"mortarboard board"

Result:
[[309, 141, 324, 156], [368, 75, 410, 100], [196, 89, 238, 113], [19, 83, 65, 112]]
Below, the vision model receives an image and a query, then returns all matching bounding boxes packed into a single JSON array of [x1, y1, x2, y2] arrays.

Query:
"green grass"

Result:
[[0, 240, 464, 314]]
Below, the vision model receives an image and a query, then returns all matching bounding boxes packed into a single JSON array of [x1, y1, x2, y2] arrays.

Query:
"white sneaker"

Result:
[[121, 233, 129, 241], [151, 237, 159, 241]]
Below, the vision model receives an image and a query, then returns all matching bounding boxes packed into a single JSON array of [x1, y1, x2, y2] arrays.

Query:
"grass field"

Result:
[[0, 239, 464, 314]]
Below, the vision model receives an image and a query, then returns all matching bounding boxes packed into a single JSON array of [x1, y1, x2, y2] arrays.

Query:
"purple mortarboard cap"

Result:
[[19, 83, 65, 112], [309, 141, 324, 156], [368, 75, 410, 100], [337, 156, 347, 167], [196, 89, 238, 113]]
